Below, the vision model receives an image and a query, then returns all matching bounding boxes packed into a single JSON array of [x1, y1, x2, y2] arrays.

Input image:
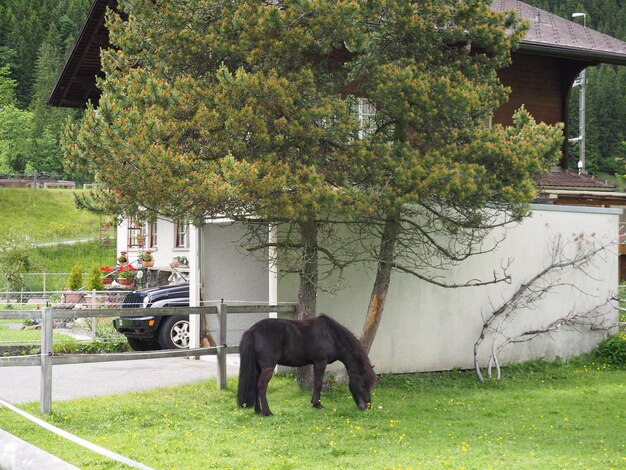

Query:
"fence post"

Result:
[[43, 272, 47, 294], [91, 289, 97, 337], [216, 303, 228, 389], [40, 307, 53, 415]]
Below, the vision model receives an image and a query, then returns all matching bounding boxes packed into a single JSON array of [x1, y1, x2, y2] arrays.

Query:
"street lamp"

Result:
[[572, 12, 587, 174]]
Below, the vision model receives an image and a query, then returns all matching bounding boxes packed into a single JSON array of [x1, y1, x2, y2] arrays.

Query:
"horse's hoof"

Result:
[[262, 410, 273, 417], [313, 402, 324, 410]]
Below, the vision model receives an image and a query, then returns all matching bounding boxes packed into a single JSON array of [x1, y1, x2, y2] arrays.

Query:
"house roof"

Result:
[[49, 0, 626, 107], [535, 169, 626, 206], [48, 0, 114, 107], [537, 168, 617, 191], [492, 0, 626, 66]]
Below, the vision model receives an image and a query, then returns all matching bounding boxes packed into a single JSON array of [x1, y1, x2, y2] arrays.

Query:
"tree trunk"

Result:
[[360, 210, 401, 353], [295, 219, 318, 389]]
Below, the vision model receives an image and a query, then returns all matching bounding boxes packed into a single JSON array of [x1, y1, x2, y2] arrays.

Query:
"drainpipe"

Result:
[[268, 224, 278, 319], [189, 224, 201, 350]]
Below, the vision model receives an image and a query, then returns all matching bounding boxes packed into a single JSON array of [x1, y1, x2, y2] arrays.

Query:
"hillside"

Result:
[[0, 187, 103, 243]]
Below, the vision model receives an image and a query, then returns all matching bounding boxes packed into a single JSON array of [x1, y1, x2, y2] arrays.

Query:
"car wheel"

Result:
[[158, 315, 190, 349], [127, 338, 162, 351]]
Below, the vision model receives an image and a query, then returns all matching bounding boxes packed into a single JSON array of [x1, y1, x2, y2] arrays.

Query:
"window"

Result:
[[127, 217, 146, 248], [175, 221, 189, 248], [148, 221, 158, 248], [353, 97, 377, 139]]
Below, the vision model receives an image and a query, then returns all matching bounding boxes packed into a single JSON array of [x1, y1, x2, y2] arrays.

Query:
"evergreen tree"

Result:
[[0, 64, 33, 173], [30, 25, 74, 175], [0, 0, 91, 176]]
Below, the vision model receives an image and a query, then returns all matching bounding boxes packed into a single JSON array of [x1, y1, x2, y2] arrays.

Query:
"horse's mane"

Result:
[[318, 314, 377, 385]]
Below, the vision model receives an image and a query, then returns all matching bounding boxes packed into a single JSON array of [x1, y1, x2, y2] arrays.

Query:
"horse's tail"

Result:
[[237, 329, 258, 409]]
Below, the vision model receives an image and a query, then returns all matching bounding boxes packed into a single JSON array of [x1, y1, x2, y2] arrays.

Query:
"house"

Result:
[[50, 1, 626, 372], [116, 215, 191, 285]]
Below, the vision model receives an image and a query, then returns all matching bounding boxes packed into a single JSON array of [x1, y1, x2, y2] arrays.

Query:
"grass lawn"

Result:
[[32, 240, 117, 273], [0, 360, 624, 469], [0, 321, 76, 346], [0, 240, 117, 291], [0, 188, 105, 243], [0, 187, 118, 290]]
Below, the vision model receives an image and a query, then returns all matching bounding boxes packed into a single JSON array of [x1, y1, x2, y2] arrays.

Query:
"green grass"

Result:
[[0, 361, 624, 469], [0, 239, 117, 291], [0, 317, 130, 354], [0, 188, 106, 243], [0, 323, 74, 344], [32, 240, 117, 273], [0, 188, 117, 291]]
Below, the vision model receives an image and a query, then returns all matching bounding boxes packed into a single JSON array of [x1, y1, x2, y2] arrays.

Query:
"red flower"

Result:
[[118, 264, 137, 279], [100, 266, 114, 273]]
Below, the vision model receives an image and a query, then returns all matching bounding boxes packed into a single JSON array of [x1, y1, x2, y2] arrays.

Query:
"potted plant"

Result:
[[117, 264, 137, 287], [100, 266, 114, 285], [86, 265, 104, 291], [141, 250, 154, 267], [117, 251, 128, 266], [63, 264, 84, 304]]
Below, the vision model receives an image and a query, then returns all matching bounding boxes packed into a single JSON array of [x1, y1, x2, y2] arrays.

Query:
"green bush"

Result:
[[52, 339, 130, 354], [85, 265, 103, 291], [66, 264, 83, 290], [593, 334, 626, 367]]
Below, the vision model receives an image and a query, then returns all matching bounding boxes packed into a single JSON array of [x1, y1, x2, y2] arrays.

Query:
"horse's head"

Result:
[[349, 364, 377, 411]]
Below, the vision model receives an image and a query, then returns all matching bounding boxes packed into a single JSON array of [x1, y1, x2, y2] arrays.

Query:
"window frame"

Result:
[[175, 221, 190, 249], [127, 217, 146, 248]]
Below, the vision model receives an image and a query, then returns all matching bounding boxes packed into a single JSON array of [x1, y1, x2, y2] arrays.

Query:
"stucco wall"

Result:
[[199, 223, 270, 346], [277, 205, 620, 373]]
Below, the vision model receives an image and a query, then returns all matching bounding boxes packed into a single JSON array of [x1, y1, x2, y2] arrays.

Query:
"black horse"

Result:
[[237, 315, 377, 416]]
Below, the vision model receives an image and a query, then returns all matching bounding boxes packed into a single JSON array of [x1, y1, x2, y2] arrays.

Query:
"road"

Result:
[[0, 355, 240, 405]]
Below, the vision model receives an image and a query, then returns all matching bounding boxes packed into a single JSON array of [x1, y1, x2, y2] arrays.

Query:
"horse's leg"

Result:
[[257, 367, 274, 416], [311, 362, 327, 410], [253, 366, 262, 413]]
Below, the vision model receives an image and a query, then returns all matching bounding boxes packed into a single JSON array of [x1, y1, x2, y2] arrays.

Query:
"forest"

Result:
[[0, 0, 91, 177], [0, 0, 624, 180]]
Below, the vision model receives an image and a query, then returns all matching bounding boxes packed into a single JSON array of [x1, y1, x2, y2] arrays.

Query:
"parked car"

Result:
[[113, 283, 190, 351]]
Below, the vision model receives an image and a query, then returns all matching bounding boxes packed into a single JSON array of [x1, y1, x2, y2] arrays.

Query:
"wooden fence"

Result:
[[0, 303, 297, 414]]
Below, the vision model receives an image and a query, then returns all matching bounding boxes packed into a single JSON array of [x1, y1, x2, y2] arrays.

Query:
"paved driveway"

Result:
[[0, 356, 240, 405]]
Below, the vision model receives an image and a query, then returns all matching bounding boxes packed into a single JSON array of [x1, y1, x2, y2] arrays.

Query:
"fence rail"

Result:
[[1, 289, 133, 314], [0, 303, 297, 414]]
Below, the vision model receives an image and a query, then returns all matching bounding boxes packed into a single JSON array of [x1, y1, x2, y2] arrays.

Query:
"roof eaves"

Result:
[[48, 0, 112, 107], [520, 41, 626, 66]]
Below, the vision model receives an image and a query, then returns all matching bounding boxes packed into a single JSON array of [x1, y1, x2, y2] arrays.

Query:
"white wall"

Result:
[[199, 223, 271, 346], [277, 205, 620, 373]]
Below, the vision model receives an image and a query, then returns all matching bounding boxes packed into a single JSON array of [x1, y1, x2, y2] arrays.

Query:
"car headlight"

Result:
[[142, 295, 151, 308]]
